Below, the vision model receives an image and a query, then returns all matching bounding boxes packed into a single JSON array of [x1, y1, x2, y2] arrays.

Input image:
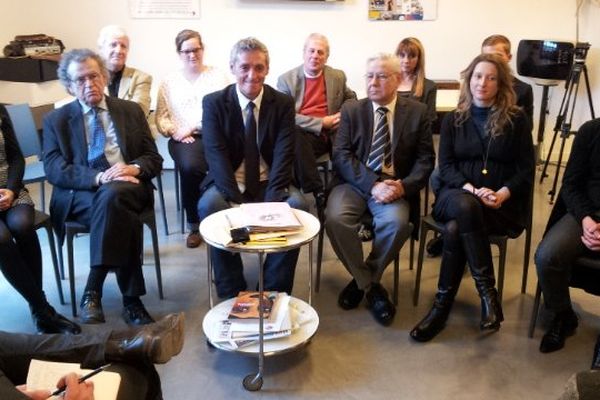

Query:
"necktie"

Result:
[[87, 107, 111, 171], [244, 102, 260, 198], [367, 107, 392, 172]]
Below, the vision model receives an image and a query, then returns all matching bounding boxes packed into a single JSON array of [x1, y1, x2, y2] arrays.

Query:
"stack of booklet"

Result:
[[211, 291, 312, 350], [223, 202, 303, 247]]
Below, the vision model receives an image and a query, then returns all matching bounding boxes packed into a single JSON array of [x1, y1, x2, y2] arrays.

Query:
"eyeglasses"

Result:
[[179, 47, 203, 55], [70, 73, 102, 87], [365, 73, 391, 81]]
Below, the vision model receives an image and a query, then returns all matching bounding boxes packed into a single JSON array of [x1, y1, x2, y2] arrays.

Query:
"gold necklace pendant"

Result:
[[482, 168, 488, 175]]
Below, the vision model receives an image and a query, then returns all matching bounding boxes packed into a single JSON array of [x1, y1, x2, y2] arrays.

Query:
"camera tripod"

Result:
[[539, 45, 595, 203]]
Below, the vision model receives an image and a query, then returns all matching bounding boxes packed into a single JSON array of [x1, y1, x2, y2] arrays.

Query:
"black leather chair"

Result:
[[528, 256, 600, 338], [57, 207, 163, 317]]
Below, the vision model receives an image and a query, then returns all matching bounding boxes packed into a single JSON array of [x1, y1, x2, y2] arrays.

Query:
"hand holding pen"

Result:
[[48, 363, 111, 399]]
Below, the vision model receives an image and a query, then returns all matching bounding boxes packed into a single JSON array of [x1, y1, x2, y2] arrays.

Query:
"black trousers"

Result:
[[68, 181, 153, 297], [168, 136, 206, 228], [294, 129, 329, 194], [0, 330, 162, 400]]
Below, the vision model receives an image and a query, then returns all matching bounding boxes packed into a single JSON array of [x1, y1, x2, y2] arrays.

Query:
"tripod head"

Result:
[[574, 42, 591, 64]]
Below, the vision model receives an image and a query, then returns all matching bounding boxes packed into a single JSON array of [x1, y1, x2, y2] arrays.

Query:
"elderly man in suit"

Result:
[[43, 49, 162, 325], [97, 25, 152, 117], [326, 53, 434, 326], [198, 37, 308, 300], [277, 33, 356, 210]]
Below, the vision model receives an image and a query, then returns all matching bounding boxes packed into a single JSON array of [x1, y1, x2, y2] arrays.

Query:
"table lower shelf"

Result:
[[202, 296, 319, 357]]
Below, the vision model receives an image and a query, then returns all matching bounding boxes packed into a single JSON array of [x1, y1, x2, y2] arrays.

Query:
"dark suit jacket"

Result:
[[332, 95, 435, 230], [201, 84, 296, 203], [514, 77, 534, 126], [42, 96, 162, 238]]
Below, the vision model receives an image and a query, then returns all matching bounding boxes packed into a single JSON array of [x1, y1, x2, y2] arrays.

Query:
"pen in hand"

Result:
[[49, 363, 111, 398]]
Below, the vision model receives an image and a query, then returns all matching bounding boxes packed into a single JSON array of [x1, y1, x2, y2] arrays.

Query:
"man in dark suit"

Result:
[[326, 53, 434, 326], [277, 33, 356, 208], [43, 49, 162, 325], [198, 37, 308, 300]]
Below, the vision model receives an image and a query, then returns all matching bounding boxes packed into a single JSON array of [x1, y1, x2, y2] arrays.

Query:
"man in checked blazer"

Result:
[[326, 53, 434, 326]]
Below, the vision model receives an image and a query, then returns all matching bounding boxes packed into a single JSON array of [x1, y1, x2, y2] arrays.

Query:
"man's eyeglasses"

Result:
[[70, 73, 102, 87], [365, 73, 391, 81], [179, 47, 203, 55]]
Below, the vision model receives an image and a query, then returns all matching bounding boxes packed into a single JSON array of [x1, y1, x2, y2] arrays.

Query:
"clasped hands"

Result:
[[464, 184, 510, 209], [371, 179, 404, 204], [321, 112, 341, 131], [0, 188, 15, 211], [582, 216, 600, 252], [99, 162, 140, 185], [172, 127, 197, 144], [17, 372, 94, 400]]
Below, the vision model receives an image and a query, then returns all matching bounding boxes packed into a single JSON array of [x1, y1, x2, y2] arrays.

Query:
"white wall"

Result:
[[1, 0, 599, 156]]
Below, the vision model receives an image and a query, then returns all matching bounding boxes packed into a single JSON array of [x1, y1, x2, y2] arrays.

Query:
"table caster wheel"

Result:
[[243, 374, 263, 391]]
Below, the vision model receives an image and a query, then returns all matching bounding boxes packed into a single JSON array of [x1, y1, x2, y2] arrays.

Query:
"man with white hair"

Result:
[[326, 53, 434, 326], [277, 33, 356, 212], [97, 25, 152, 116]]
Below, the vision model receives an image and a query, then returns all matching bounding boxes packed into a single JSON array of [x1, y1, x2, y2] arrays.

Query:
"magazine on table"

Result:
[[228, 291, 277, 319]]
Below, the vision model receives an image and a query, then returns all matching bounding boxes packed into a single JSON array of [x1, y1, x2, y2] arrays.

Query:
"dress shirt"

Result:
[[234, 85, 269, 193]]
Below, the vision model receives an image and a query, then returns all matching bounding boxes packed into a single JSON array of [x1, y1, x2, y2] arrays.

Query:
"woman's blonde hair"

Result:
[[455, 53, 518, 137], [394, 37, 426, 98]]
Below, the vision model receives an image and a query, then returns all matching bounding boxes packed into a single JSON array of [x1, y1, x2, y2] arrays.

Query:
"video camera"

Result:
[[516, 40, 583, 80]]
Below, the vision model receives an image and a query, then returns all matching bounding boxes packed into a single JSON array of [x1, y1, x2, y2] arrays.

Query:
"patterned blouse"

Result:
[[0, 122, 33, 207], [155, 66, 229, 137]]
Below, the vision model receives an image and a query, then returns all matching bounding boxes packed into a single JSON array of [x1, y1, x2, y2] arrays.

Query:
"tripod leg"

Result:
[[548, 136, 567, 204]]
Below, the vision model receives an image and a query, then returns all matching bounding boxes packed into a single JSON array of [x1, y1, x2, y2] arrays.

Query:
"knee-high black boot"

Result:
[[410, 247, 466, 342], [460, 231, 503, 331]]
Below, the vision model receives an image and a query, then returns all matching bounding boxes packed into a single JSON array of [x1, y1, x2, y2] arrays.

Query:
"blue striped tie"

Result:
[[367, 107, 391, 172], [87, 107, 111, 171]]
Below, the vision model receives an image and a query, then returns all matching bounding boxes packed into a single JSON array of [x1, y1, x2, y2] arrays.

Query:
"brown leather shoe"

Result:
[[80, 290, 105, 324], [186, 231, 202, 248], [106, 312, 185, 364]]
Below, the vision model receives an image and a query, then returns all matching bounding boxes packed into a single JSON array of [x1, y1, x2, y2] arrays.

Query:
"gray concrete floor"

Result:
[[1, 166, 599, 399]]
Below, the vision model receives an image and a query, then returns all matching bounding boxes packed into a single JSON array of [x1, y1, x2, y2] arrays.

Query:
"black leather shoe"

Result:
[[410, 304, 451, 342], [539, 309, 578, 353], [107, 312, 185, 364], [122, 302, 155, 326], [366, 283, 396, 326], [80, 290, 105, 324], [338, 279, 364, 310], [591, 335, 600, 370], [32, 305, 82, 334]]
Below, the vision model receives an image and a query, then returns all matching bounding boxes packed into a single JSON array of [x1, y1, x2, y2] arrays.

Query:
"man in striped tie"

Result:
[[326, 53, 434, 326]]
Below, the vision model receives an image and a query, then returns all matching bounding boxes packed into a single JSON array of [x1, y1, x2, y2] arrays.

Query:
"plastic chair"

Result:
[[33, 210, 64, 305], [57, 207, 163, 317], [529, 256, 600, 338], [4, 104, 47, 211]]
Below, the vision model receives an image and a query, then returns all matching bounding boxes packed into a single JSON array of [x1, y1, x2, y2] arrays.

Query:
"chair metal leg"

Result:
[[409, 236, 414, 270], [40, 182, 46, 212], [67, 232, 77, 317], [155, 174, 169, 236], [145, 219, 164, 300], [43, 221, 64, 305], [315, 225, 325, 293], [521, 226, 532, 294], [528, 283, 542, 338], [413, 223, 430, 306], [495, 239, 507, 305], [393, 256, 399, 305]]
